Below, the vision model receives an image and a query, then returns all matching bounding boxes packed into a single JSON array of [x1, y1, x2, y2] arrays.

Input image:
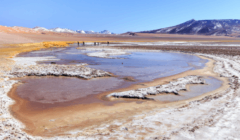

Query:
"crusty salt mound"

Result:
[[11, 56, 111, 79], [108, 75, 205, 99], [10, 64, 111, 79]]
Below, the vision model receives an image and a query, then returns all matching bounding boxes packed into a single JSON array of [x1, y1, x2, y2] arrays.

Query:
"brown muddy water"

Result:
[[14, 76, 136, 110]]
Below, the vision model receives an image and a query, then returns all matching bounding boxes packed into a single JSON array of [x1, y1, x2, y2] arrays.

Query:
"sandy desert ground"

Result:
[[1, 29, 240, 140]]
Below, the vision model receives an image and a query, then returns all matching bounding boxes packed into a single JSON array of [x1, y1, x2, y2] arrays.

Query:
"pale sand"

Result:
[[0, 32, 36, 45]]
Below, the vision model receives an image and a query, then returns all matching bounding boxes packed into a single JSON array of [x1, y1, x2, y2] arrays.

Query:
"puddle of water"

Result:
[[151, 77, 222, 102], [17, 76, 124, 104], [15, 76, 134, 110]]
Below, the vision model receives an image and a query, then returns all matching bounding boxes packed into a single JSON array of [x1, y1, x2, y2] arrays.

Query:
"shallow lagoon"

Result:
[[14, 44, 221, 109], [19, 44, 207, 82]]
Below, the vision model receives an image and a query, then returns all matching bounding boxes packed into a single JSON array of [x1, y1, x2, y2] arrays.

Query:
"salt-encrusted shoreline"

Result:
[[0, 75, 36, 139], [74, 53, 240, 140], [78, 46, 163, 52], [0, 55, 112, 139], [11, 57, 111, 79], [108, 76, 205, 99], [78, 47, 165, 59], [1, 45, 239, 139], [11, 64, 111, 79], [92, 41, 240, 47]]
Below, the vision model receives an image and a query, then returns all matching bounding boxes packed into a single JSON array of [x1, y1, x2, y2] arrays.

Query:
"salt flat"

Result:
[[0, 31, 240, 139]]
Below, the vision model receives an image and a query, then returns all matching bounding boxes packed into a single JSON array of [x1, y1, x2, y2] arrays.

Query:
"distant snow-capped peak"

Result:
[[49, 28, 77, 33], [76, 30, 86, 34], [84, 30, 99, 34], [99, 30, 112, 34], [85, 30, 115, 34], [33, 26, 49, 31], [31, 27, 115, 34]]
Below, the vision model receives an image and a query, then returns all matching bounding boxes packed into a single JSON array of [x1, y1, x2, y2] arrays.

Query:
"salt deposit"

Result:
[[0, 55, 112, 139], [72, 53, 240, 140], [108, 76, 205, 99], [11, 64, 111, 79], [0, 78, 37, 139], [1, 45, 240, 139], [13, 56, 59, 66], [86, 49, 130, 59], [12, 56, 111, 79]]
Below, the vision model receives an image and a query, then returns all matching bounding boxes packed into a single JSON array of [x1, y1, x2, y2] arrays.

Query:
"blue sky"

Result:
[[0, 0, 239, 33]]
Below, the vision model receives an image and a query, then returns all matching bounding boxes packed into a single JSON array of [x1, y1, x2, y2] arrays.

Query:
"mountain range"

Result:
[[33, 27, 115, 34], [139, 19, 240, 37]]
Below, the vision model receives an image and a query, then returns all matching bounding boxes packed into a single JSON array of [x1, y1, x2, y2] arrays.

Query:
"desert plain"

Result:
[[1, 26, 240, 140]]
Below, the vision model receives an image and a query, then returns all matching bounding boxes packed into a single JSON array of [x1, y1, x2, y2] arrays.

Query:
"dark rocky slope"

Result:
[[139, 19, 240, 37]]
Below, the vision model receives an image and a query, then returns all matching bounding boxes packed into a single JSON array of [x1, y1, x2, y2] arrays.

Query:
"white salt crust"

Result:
[[1, 47, 240, 139]]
